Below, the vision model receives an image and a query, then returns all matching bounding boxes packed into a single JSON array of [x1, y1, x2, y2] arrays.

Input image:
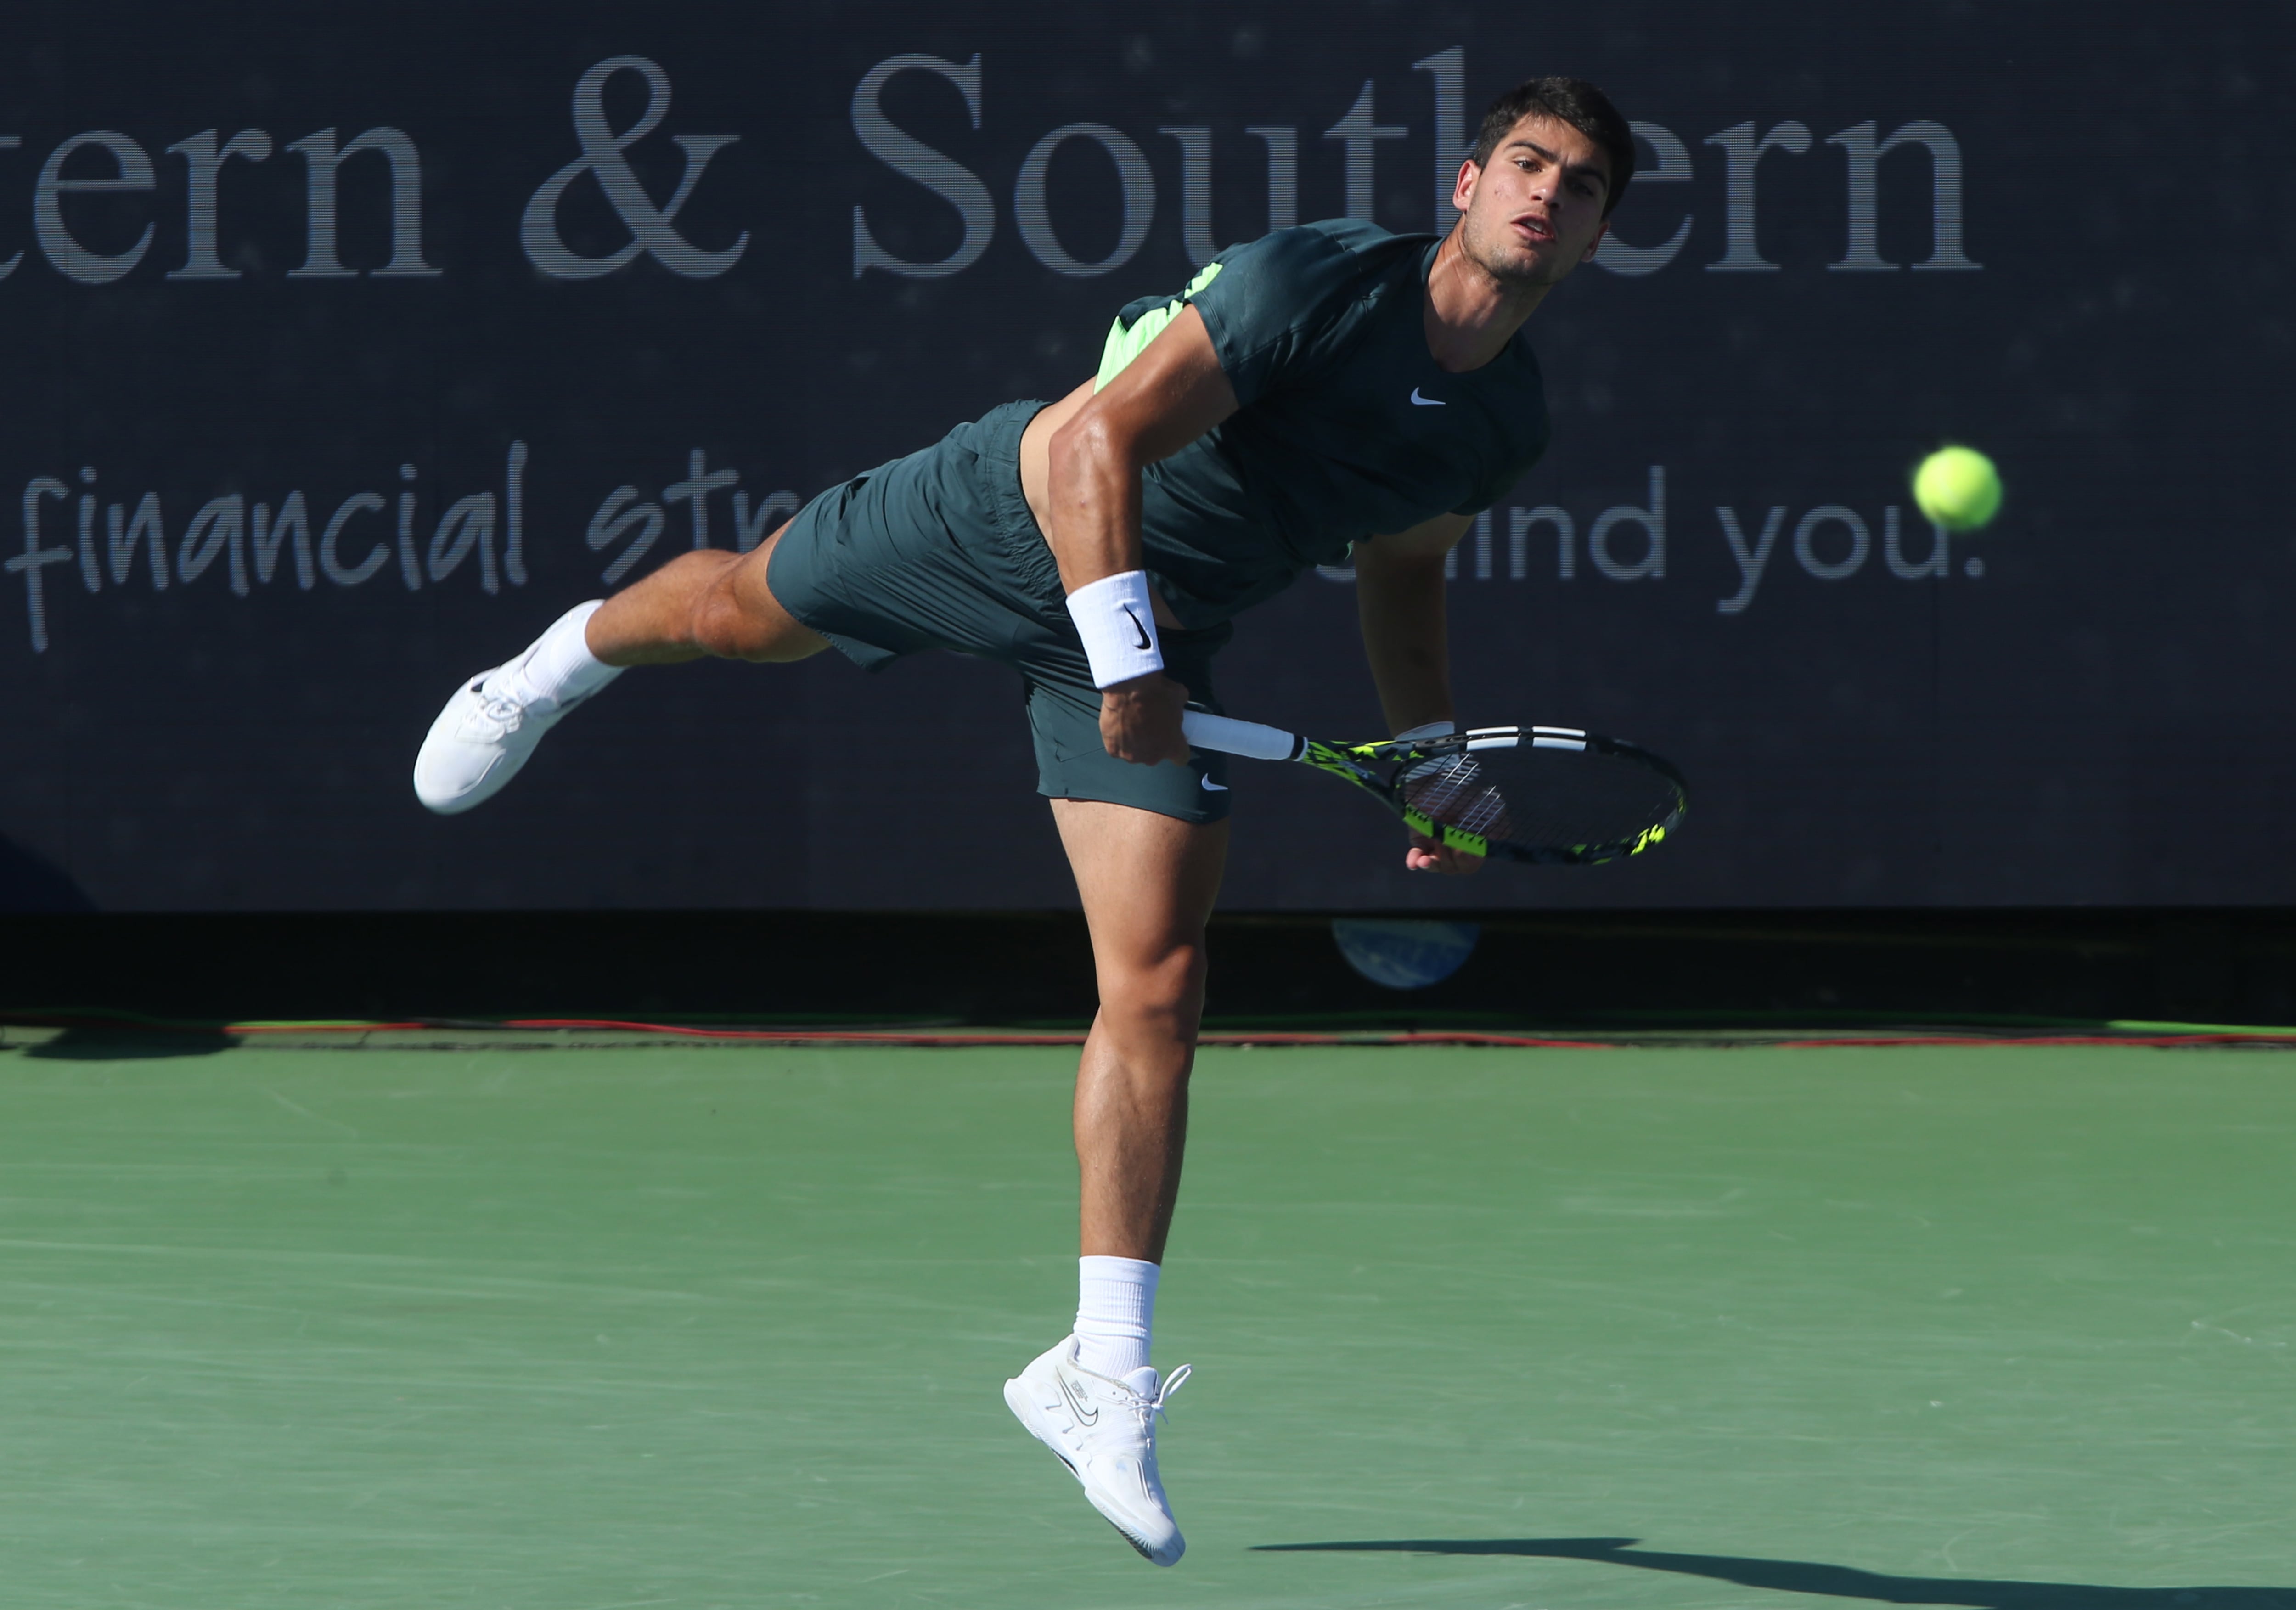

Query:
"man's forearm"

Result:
[[1036, 307, 1238, 595], [1038, 395, 1191, 767], [1355, 548, 1458, 735], [1043, 419, 1147, 593]]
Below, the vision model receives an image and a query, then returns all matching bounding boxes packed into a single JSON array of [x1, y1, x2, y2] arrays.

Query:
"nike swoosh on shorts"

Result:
[[1200, 776, 1229, 792]]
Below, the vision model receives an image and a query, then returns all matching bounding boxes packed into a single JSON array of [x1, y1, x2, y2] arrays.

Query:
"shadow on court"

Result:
[[1251, 1537, 2296, 1608], [21, 1026, 238, 1060]]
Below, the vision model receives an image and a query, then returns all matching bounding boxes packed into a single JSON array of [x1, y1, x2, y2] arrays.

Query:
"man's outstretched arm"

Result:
[[1039, 306, 1238, 765], [1354, 513, 1482, 874], [1355, 512, 1470, 733]]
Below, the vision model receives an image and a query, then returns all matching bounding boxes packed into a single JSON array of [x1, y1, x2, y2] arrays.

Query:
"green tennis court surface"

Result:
[[4, 1041, 2289, 1609]]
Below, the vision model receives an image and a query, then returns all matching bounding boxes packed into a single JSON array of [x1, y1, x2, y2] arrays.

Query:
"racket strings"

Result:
[[1402, 753, 1514, 839]]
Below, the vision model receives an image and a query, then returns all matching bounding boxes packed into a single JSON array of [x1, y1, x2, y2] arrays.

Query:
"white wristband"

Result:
[[1395, 720, 1457, 742], [1065, 570, 1165, 688]]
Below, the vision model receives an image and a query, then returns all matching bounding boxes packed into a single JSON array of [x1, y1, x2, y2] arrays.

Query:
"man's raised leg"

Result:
[[413, 529, 826, 813], [1004, 798, 1224, 1567]]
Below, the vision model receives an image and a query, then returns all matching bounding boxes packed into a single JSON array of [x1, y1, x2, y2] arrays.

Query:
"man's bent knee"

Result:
[[1099, 941, 1209, 1036], [690, 589, 776, 660], [691, 563, 824, 663]]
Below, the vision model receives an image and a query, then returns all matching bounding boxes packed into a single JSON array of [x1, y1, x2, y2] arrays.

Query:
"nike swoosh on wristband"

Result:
[[1410, 388, 1446, 406], [1200, 775, 1229, 792], [1120, 604, 1151, 650]]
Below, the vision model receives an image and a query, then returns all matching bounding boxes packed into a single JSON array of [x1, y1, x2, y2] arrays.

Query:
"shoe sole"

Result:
[[1003, 1375, 1182, 1566]]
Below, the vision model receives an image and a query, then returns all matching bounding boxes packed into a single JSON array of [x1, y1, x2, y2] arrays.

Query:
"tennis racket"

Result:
[[1179, 710, 1688, 866]]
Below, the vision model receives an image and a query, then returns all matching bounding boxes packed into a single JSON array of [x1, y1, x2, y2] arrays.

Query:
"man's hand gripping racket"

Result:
[[1399, 746, 1512, 873], [1178, 710, 1688, 872]]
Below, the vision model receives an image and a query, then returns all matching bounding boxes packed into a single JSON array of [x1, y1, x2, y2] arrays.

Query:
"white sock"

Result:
[[485, 600, 623, 710], [1075, 1255, 1159, 1380]]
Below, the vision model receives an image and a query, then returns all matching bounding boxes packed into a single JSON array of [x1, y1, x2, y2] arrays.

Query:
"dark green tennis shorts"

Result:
[[765, 399, 1234, 824]]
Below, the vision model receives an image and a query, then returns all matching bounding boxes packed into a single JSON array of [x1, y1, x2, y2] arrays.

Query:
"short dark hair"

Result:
[[1469, 77, 1634, 217]]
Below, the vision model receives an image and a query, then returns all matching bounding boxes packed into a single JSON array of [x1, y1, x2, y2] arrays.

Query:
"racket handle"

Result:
[[1180, 709, 1304, 762]]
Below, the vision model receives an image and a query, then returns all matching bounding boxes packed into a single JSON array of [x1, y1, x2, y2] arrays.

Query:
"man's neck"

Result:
[[1422, 226, 1549, 373]]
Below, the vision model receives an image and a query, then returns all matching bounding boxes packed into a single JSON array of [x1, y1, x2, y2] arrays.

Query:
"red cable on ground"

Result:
[[497, 1019, 1618, 1048], [7, 1014, 2294, 1050], [1784, 1032, 2296, 1049], [1203, 1031, 1616, 1048], [506, 1019, 1073, 1045]]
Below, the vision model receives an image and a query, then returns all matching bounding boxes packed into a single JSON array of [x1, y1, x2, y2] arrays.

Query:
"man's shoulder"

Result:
[[1187, 222, 1434, 397], [1211, 220, 1431, 303], [1228, 216, 1422, 259]]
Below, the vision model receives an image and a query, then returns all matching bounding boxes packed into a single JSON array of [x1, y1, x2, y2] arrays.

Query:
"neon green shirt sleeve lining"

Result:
[[1093, 261, 1224, 392]]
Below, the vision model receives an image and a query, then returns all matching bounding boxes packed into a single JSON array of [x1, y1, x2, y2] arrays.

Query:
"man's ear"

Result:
[[1581, 218, 1611, 263], [1449, 157, 1480, 217]]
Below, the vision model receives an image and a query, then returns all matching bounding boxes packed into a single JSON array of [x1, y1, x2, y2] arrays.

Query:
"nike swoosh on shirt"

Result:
[[1200, 775, 1229, 792], [1410, 388, 1446, 406]]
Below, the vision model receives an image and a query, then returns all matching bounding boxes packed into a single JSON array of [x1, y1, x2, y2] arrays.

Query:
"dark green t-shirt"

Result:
[[1098, 218, 1551, 628]]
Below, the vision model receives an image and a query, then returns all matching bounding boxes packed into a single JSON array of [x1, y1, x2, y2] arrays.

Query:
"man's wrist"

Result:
[[1394, 719, 1457, 741], [1102, 672, 1168, 697], [1066, 570, 1165, 689]]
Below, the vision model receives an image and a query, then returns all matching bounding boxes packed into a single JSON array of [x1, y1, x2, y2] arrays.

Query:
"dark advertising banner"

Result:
[[0, 3, 2286, 910]]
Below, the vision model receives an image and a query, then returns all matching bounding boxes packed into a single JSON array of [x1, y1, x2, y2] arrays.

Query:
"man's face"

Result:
[[1453, 113, 1613, 287]]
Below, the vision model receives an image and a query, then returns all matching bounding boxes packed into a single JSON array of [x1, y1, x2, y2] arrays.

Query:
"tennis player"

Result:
[[413, 77, 1630, 1566]]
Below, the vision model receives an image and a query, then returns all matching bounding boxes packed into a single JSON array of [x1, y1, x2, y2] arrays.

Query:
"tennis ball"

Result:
[[1912, 445, 2003, 532]]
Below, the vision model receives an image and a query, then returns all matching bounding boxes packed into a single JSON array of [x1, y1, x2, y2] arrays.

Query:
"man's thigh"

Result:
[[1053, 800, 1228, 977], [763, 406, 1054, 672]]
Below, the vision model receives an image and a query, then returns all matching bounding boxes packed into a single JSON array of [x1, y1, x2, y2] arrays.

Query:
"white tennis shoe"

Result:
[[1004, 1336, 1192, 1567], [412, 664, 598, 815]]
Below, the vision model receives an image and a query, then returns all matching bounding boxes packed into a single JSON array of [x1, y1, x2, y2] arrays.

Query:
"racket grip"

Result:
[[1180, 710, 1303, 762]]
